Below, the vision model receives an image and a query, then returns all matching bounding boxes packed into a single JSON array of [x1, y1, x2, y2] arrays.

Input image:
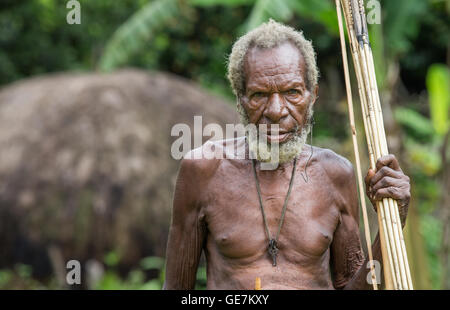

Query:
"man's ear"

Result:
[[312, 84, 319, 104], [236, 96, 251, 124], [237, 96, 246, 112]]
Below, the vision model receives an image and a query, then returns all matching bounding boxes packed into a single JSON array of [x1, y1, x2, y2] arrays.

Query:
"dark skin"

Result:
[[164, 42, 410, 290]]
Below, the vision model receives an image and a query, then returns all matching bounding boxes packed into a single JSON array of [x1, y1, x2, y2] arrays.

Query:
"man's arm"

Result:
[[329, 158, 380, 290], [330, 208, 384, 289], [330, 154, 410, 290], [163, 157, 207, 289]]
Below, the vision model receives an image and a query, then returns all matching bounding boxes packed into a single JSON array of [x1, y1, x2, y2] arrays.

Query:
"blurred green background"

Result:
[[0, 0, 449, 289]]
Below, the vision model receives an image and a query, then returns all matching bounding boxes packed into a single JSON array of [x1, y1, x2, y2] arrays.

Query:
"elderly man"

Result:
[[163, 20, 410, 290]]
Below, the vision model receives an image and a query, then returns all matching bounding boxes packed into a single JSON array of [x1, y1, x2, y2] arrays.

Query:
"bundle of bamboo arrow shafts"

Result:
[[335, 0, 413, 289]]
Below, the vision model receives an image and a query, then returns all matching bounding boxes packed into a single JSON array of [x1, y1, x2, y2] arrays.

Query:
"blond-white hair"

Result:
[[227, 19, 319, 99]]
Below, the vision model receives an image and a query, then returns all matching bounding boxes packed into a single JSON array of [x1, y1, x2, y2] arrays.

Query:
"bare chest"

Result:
[[202, 160, 341, 264]]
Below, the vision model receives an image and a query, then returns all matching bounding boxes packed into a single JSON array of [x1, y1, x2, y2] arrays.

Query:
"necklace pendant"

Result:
[[268, 239, 278, 267], [253, 158, 297, 269]]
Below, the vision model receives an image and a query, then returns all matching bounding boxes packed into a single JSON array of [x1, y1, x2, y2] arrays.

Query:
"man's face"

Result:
[[240, 41, 316, 144]]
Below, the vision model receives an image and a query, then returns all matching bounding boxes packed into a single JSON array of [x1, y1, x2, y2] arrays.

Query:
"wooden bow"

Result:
[[335, 0, 413, 290]]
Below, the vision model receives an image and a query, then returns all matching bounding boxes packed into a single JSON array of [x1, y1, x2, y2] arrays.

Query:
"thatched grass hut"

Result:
[[0, 69, 238, 283]]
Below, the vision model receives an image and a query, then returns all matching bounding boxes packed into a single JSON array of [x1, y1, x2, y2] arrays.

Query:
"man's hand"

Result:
[[364, 154, 411, 227]]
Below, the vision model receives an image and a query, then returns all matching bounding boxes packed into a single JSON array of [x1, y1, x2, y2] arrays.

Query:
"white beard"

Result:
[[240, 102, 313, 165]]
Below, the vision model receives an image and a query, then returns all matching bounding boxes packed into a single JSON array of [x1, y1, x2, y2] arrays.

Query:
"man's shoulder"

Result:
[[313, 147, 358, 213], [312, 146, 355, 182]]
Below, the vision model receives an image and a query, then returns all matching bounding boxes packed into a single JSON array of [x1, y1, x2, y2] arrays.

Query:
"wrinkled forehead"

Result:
[[243, 41, 306, 83]]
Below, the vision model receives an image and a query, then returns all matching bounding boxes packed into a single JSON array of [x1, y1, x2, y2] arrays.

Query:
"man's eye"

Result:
[[252, 92, 264, 98], [285, 89, 300, 95]]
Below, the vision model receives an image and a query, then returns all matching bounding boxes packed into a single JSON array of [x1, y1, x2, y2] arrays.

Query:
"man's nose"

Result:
[[263, 93, 289, 123]]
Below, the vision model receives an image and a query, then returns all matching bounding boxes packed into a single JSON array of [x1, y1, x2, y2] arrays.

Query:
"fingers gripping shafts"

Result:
[[337, 0, 413, 289]]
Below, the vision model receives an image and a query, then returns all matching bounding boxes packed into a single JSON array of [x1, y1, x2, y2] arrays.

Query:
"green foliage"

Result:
[[404, 137, 442, 176], [382, 0, 428, 57], [242, 0, 293, 32], [421, 214, 443, 289], [0, 0, 144, 84], [0, 254, 206, 290], [99, 0, 181, 71], [236, 0, 339, 35], [94, 253, 206, 290], [195, 265, 207, 289], [369, 0, 448, 90], [395, 107, 435, 140], [98, 0, 339, 72], [104, 251, 121, 267], [286, 0, 338, 35], [394, 61, 450, 289], [0, 264, 58, 290], [426, 64, 450, 135], [140, 256, 165, 270], [394, 63, 450, 177], [190, 0, 255, 7]]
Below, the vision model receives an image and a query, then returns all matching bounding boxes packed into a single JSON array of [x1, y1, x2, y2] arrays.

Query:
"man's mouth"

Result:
[[263, 130, 294, 144]]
